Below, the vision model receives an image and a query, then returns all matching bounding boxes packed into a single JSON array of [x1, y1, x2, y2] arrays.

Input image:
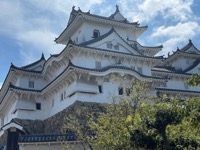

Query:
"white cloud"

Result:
[[116, 0, 193, 23], [152, 22, 200, 55]]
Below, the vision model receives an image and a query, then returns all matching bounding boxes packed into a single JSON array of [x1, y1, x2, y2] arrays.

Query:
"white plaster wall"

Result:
[[3, 99, 17, 125], [14, 96, 49, 120], [18, 75, 46, 90], [71, 22, 136, 45], [172, 58, 195, 71]]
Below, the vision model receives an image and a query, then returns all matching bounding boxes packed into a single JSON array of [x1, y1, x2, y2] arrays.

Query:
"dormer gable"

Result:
[[79, 28, 142, 55], [20, 53, 46, 72], [108, 5, 127, 22], [180, 39, 200, 54]]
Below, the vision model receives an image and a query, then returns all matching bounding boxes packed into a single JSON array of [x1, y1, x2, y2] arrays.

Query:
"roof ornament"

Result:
[[189, 39, 192, 44], [168, 52, 170, 56], [78, 7, 82, 12], [87, 10, 90, 14], [116, 4, 119, 12], [72, 6, 75, 10], [177, 47, 180, 51], [41, 53, 45, 60]]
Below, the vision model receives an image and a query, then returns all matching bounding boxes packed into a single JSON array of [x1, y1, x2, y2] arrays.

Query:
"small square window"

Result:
[[36, 103, 41, 110], [29, 81, 34, 88], [107, 42, 112, 49], [93, 29, 100, 38], [98, 85, 103, 93], [95, 61, 101, 68], [137, 67, 142, 74], [114, 45, 119, 50]]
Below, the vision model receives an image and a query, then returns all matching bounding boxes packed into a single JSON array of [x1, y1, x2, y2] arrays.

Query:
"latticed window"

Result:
[[29, 81, 34, 88], [107, 42, 112, 49], [114, 44, 119, 50]]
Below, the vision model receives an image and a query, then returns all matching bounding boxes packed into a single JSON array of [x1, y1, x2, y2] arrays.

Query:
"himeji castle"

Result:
[[0, 6, 200, 150]]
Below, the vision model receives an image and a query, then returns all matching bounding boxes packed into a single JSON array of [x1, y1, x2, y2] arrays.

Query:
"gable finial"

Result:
[[72, 6, 75, 10], [116, 4, 119, 12], [189, 39, 192, 44]]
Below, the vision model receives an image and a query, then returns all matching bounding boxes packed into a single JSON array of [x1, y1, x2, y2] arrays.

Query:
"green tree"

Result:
[[61, 79, 200, 149]]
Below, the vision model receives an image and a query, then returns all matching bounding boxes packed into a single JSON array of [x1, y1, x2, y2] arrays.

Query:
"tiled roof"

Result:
[[127, 38, 163, 49], [67, 6, 139, 27], [56, 6, 146, 43], [9, 83, 41, 93], [156, 87, 200, 94], [10, 63, 42, 73], [179, 39, 199, 52], [18, 133, 76, 143], [152, 66, 191, 75]]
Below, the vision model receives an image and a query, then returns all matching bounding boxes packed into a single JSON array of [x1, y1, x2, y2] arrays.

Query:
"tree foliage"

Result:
[[62, 79, 200, 150]]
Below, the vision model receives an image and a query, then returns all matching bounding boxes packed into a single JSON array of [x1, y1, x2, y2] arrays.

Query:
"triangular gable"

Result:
[[180, 39, 200, 54], [109, 5, 127, 22], [80, 28, 141, 55], [21, 54, 46, 71], [182, 45, 200, 54]]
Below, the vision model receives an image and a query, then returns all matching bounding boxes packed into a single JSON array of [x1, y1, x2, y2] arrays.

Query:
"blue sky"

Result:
[[0, 0, 200, 88]]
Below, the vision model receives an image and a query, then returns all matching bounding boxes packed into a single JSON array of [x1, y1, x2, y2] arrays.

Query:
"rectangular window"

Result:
[[104, 78, 109, 82], [184, 83, 189, 89], [93, 29, 100, 38], [118, 87, 123, 95], [98, 85, 103, 93], [107, 42, 112, 49], [29, 81, 34, 88], [64, 91, 67, 99], [52, 99, 54, 107], [1, 118, 4, 127], [114, 44, 119, 50], [60, 93, 64, 101], [95, 61, 101, 68], [36, 103, 41, 110], [137, 67, 143, 74], [75, 37, 78, 43], [162, 82, 167, 87]]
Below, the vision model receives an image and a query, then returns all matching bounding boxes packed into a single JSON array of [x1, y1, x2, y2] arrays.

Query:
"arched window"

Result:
[[93, 29, 100, 38]]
